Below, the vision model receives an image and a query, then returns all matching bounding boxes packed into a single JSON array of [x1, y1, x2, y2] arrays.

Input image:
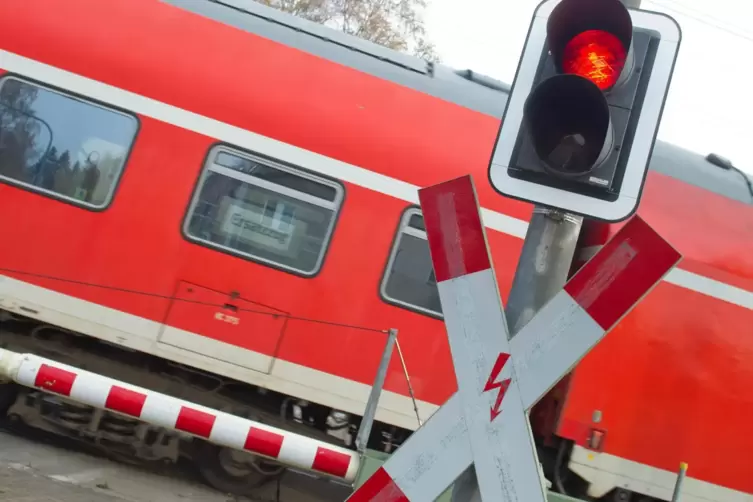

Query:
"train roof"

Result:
[[166, 0, 753, 206]]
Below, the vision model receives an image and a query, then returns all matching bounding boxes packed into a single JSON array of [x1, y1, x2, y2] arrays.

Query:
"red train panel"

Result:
[[0, 0, 751, 500]]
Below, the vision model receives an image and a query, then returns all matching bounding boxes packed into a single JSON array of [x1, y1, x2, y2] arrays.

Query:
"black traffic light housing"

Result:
[[488, 0, 681, 222], [513, 0, 648, 198]]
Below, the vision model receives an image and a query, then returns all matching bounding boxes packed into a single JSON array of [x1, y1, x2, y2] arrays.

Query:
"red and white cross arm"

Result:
[[0, 350, 361, 482], [421, 175, 548, 502], [349, 175, 682, 502], [355, 174, 548, 502]]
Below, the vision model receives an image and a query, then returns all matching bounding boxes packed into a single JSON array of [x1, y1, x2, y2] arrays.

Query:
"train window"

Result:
[[380, 208, 443, 317], [0, 77, 138, 208], [184, 146, 344, 276]]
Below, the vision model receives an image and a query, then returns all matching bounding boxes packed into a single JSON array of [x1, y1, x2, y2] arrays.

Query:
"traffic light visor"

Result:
[[548, 0, 633, 91]]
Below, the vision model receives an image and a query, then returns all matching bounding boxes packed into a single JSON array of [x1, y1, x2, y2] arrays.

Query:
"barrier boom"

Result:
[[349, 175, 681, 501], [0, 348, 361, 481]]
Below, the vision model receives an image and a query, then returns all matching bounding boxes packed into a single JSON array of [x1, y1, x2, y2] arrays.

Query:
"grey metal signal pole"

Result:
[[450, 1, 641, 499]]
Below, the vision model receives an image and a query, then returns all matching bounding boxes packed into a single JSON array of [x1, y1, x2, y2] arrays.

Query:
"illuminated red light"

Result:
[[562, 30, 627, 90]]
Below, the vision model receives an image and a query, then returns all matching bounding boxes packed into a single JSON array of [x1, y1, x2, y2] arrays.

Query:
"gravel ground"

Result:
[[0, 424, 352, 502]]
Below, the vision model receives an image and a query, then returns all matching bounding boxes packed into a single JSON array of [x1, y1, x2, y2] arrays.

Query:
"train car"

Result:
[[0, 0, 750, 500]]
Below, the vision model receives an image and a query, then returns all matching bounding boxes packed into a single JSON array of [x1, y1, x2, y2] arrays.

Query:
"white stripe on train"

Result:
[[569, 446, 753, 501], [0, 50, 751, 311]]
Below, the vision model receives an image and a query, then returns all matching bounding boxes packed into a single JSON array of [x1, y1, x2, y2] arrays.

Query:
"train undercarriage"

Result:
[[0, 309, 659, 501]]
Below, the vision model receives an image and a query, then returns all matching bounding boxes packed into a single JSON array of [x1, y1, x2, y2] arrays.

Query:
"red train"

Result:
[[0, 0, 751, 500]]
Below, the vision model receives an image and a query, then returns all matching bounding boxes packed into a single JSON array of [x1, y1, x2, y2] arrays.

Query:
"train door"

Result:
[[157, 281, 288, 374]]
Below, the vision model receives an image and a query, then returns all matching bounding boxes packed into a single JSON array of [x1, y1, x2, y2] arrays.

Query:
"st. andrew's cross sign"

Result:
[[349, 175, 682, 501]]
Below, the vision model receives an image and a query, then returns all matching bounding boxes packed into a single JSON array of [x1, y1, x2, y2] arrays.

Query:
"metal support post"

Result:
[[450, 207, 583, 502], [671, 463, 688, 502], [354, 328, 398, 454], [505, 208, 584, 337]]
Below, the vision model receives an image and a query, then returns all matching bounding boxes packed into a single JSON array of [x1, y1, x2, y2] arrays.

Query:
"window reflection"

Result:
[[0, 77, 138, 207]]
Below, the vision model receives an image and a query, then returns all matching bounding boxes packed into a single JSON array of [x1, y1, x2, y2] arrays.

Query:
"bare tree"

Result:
[[257, 0, 440, 62]]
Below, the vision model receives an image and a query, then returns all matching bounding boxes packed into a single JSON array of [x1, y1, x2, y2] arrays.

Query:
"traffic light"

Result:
[[488, 0, 681, 222]]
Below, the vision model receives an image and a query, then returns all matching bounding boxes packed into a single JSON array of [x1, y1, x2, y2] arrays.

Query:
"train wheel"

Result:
[[194, 440, 284, 496], [606, 488, 633, 501]]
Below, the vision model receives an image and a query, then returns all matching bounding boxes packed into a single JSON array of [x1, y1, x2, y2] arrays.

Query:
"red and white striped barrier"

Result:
[[0, 349, 361, 482], [349, 175, 682, 501]]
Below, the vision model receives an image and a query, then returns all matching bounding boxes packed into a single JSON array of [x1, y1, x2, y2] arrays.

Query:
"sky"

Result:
[[424, 0, 752, 174]]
